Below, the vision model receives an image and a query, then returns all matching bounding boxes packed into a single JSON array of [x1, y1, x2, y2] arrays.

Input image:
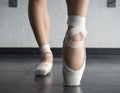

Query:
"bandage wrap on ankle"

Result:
[[67, 15, 88, 38], [39, 44, 52, 55], [65, 15, 88, 48]]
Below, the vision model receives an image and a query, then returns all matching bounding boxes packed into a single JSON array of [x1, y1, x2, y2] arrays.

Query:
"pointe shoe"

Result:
[[63, 53, 86, 86], [34, 44, 53, 76], [35, 52, 53, 76], [62, 15, 88, 86]]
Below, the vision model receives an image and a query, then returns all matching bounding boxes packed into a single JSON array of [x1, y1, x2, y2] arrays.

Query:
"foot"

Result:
[[62, 29, 86, 86], [62, 27, 85, 70], [35, 52, 53, 76], [34, 44, 53, 76]]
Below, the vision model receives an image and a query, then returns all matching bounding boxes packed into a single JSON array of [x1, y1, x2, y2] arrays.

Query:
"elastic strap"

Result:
[[39, 44, 52, 55]]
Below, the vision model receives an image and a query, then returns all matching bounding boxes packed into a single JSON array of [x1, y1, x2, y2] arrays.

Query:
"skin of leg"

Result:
[[28, 0, 53, 63], [63, 0, 89, 70]]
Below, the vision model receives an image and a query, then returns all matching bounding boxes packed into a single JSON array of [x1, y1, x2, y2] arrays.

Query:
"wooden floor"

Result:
[[0, 55, 120, 93]]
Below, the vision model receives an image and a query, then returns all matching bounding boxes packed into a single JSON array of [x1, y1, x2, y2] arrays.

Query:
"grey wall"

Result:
[[0, 0, 120, 48]]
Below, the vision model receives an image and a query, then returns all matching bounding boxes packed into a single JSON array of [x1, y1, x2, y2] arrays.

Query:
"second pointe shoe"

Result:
[[34, 44, 53, 76], [62, 15, 88, 86]]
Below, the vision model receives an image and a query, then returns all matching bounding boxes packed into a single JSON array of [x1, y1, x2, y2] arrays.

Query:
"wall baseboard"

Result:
[[0, 48, 120, 55]]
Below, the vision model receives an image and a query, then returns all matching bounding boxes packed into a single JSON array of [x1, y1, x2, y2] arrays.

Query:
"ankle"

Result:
[[39, 44, 52, 55]]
